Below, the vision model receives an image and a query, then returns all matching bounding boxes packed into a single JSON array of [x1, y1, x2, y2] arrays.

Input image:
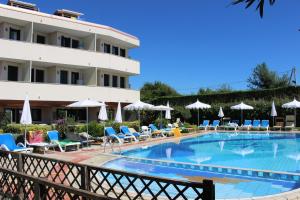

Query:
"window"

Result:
[[104, 43, 111, 53], [9, 28, 20, 40], [112, 75, 118, 87], [31, 68, 35, 82], [60, 70, 68, 84], [61, 36, 71, 47], [36, 35, 46, 44], [31, 109, 42, 122], [36, 69, 45, 83], [120, 48, 126, 57], [4, 108, 21, 123], [71, 72, 79, 84], [104, 74, 110, 87], [72, 39, 79, 49], [112, 46, 119, 56], [120, 77, 125, 88], [7, 66, 18, 81]]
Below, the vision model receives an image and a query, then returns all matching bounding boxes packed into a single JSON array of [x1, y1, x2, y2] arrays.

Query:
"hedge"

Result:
[[151, 86, 300, 106], [2, 121, 141, 138], [150, 86, 300, 125]]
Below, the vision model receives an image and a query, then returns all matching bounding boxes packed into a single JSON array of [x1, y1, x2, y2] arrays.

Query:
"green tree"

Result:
[[140, 81, 180, 101], [197, 84, 232, 95], [232, 0, 276, 18], [197, 88, 214, 95], [217, 84, 233, 93], [247, 63, 290, 89]]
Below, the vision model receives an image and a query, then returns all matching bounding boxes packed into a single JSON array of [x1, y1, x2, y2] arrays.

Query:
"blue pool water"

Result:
[[104, 132, 300, 199]]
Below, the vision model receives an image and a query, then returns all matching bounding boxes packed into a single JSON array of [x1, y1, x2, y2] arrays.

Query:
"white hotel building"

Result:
[[0, 0, 140, 123]]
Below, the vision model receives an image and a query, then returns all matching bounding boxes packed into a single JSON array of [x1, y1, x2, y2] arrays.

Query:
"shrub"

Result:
[[3, 124, 52, 135]]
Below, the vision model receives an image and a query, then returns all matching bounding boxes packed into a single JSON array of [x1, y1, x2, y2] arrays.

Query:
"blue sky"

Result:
[[3, 0, 300, 93]]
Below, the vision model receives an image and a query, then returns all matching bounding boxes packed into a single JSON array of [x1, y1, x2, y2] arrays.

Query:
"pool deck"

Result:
[[37, 130, 300, 200]]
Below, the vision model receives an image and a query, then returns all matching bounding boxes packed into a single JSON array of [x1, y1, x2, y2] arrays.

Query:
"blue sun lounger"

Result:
[[0, 133, 32, 152], [241, 120, 252, 130], [199, 120, 210, 131], [105, 127, 136, 143], [252, 120, 261, 129], [47, 131, 80, 152], [120, 126, 148, 140], [261, 120, 269, 131], [208, 120, 220, 131], [149, 124, 168, 137]]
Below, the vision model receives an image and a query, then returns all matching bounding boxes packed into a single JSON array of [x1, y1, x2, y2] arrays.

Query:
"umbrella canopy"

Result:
[[67, 99, 104, 137], [115, 102, 122, 123], [124, 101, 154, 111], [98, 103, 108, 121], [271, 101, 277, 127], [165, 101, 172, 120], [67, 99, 104, 108], [282, 99, 300, 127], [231, 102, 254, 110], [282, 99, 300, 109], [20, 95, 32, 125], [152, 103, 173, 128], [186, 99, 211, 109], [218, 107, 224, 118], [271, 101, 277, 117], [231, 102, 254, 124], [185, 99, 211, 125], [20, 95, 32, 148], [124, 101, 154, 131]]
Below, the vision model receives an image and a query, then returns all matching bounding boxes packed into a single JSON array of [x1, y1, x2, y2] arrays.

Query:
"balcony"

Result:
[[0, 81, 140, 103], [0, 38, 140, 75]]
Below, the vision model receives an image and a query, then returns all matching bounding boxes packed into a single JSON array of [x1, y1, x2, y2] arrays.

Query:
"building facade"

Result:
[[0, 1, 140, 123]]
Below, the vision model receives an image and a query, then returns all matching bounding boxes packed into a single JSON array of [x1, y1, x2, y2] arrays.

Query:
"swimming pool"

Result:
[[104, 132, 300, 199]]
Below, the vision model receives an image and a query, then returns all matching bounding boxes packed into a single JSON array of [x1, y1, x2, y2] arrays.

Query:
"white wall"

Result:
[[0, 39, 140, 75], [0, 4, 140, 47], [0, 60, 31, 82], [0, 81, 140, 103]]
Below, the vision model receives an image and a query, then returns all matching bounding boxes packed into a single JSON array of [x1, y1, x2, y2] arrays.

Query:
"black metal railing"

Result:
[[0, 150, 215, 200]]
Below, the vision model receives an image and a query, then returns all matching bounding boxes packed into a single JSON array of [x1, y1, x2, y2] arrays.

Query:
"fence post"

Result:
[[202, 179, 215, 200], [16, 153, 23, 172], [34, 182, 46, 200], [81, 166, 90, 191], [16, 153, 24, 199], [80, 166, 90, 200]]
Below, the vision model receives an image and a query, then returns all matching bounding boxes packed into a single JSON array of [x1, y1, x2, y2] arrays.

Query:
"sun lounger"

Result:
[[149, 124, 168, 137], [240, 120, 252, 130], [120, 126, 144, 141], [47, 130, 80, 152], [65, 131, 95, 147], [141, 126, 151, 136], [27, 130, 56, 153], [105, 127, 135, 143], [0, 133, 33, 152], [285, 115, 295, 131], [261, 120, 269, 131], [251, 120, 261, 130], [208, 120, 220, 131], [223, 122, 238, 131], [199, 120, 210, 131], [128, 127, 150, 140]]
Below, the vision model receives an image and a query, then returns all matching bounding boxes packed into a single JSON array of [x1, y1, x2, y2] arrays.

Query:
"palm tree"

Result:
[[232, 0, 276, 18]]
